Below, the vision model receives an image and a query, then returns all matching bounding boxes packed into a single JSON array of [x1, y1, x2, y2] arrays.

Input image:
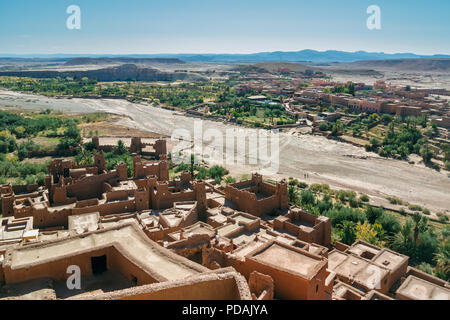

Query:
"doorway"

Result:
[[91, 255, 107, 275]]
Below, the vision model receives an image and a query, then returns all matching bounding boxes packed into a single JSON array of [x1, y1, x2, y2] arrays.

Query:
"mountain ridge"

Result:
[[1, 50, 449, 63]]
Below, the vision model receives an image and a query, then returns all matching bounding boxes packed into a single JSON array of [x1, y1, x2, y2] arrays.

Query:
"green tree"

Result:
[[113, 140, 128, 155], [190, 154, 195, 176], [339, 221, 356, 245], [366, 207, 384, 224], [347, 82, 355, 96], [412, 213, 429, 245], [420, 144, 434, 164], [300, 189, 316, 206], [319, 122, 329, 132], [288, 185, 299, 204]]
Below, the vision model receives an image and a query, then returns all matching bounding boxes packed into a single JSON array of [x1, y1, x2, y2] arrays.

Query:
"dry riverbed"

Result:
[[1, 90, 449, 216]]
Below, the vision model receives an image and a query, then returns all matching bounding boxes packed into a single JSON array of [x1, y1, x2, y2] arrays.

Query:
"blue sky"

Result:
[[0, 0, 449, 55]]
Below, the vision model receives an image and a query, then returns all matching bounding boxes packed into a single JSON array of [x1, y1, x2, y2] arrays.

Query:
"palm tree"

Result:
[[288, 185, 299, 204], [398, 220, 413, 247], [114, 140, 127, 155], [190, 153, 195, 176], [412, 213, 429, 245], [433, 228, 450, 281], [434, 243, 450, 281], [77, 149, 93, 166]]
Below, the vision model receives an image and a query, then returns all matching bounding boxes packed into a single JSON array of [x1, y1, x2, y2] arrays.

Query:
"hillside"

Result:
[[0, 64, 206, 82], [232, 62, 323, 74], [349, 58, 450, 72], [64, 57, 185, 66], [255, 62, 323, 73]]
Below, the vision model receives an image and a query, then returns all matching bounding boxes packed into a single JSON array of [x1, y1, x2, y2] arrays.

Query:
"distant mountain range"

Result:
[[1, 50, 449, 63]]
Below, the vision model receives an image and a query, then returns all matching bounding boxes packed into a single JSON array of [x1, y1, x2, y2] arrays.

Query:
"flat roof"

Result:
[[372, 249, 408, 272], [10, 223, 207, 282], [232, 213, 257, 225], [397, 276, 450, 300], [217, 223, 242, 238], [328, 250, 390, 290], [68, 212, 99, 234], [250, 242, 326, 279], [112, 181, 137, 192], [169, 222, 215, 241], [348, 242, 380, 258]]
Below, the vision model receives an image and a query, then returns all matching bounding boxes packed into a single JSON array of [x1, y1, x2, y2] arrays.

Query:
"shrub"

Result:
[[25, 175, 37, 185], [326, 206, 366, 227], [224, 176, 236, 184], [209, 166, 228, 180], [408, 204, 423, 212], [387, 197, 403, 205], [366, 207, 384, 224], [360, 194, 370, 202], [196, 167, 208, 180], [301, 189, 316, 206], [436, 212, 449, 223], [416, 263, 434, 276], [319, 122, 329, 131], [413, 231, 438, 265], [309, 184, 323, 193], [348, 195, 361, 208], [36, 172, 46, 186], [297, 181, 308, 189], [84, 141, 96, 151], [317, 200, 333, 214], [376, 214, 401, 236]]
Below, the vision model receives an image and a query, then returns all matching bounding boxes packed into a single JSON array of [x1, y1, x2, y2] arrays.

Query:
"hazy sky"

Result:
[[1, 0, 449, 55]]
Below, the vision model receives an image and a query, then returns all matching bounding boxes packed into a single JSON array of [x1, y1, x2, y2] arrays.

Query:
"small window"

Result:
[[316, 284, 319, 293]]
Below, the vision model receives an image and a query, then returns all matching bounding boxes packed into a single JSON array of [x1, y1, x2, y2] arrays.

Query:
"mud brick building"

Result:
[[224, 173, 288, 217]]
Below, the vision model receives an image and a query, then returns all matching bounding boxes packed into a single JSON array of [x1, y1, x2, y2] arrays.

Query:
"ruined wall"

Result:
[[72, 199, 137, 217], [249, 271, 274, 300], [229, 256, 312, 300], [225, 176, 287, 217], [133, 156, 169, 181], [66, 170, 120, 201], [152, 186, 196, 210]]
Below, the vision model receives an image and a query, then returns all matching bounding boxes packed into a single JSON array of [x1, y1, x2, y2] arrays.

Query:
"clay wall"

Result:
[[3, 247, 112, 284], [108, 247, 159, 285], [66, 171, 120, 201]]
